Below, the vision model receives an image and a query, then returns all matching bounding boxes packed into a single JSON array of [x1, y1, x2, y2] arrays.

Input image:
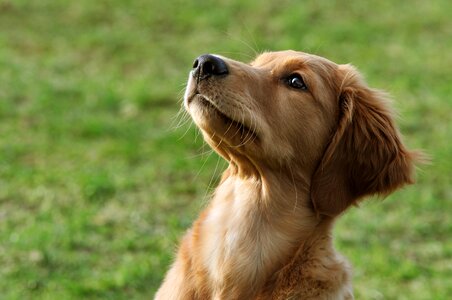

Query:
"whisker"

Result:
[[243, 110, 257, 146], [216, 51, 255, 61], [194, 125, 201, 143], [171, 112, 191, 131], [288, 164, 299, 213], [169, 94, 191, 131], [242, 23, 261, 55], [189, 148, 214, 159], [232, 103, 257, 148], [200, 150, 223, 207], [192, 149, 215, 185], [224, 31, 259, 58], [177, 122, 194, 141]]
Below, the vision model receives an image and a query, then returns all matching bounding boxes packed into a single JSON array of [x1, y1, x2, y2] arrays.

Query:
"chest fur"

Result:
[[197, 178, 303, 296]]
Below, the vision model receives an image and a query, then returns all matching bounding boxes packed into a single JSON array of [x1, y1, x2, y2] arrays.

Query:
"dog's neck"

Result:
[[198, 165, 341, 298]]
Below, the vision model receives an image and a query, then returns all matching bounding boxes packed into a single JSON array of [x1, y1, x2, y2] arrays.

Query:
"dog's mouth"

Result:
[[191, 93, 259, 143]]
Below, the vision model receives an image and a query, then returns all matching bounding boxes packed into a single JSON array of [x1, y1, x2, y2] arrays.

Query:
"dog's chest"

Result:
[[199, 179, 296, 293]]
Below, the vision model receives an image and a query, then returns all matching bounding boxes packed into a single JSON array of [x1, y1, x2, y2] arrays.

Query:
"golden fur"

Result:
[[156, 51, 420, 299]]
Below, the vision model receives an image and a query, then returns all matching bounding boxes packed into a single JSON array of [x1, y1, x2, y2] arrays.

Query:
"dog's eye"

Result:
[[287, 74, 307, 90]]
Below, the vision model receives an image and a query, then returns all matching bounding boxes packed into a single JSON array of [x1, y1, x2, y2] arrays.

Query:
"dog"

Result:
[[156, 51, 421, 299]]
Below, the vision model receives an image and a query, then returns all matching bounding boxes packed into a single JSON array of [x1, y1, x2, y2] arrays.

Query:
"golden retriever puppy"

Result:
[[156, 51, 420, 299]]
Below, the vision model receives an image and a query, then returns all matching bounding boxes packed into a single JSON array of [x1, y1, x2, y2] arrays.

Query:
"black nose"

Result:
[[192, 54, 228, 80]]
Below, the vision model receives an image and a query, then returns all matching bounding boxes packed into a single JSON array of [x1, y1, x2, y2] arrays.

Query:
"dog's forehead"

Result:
[[251, 51, 337, 72], [251, 51, 309, 68]]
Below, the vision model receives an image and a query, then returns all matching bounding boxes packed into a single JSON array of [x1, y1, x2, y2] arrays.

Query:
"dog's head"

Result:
[[184, 50, 420, 217]]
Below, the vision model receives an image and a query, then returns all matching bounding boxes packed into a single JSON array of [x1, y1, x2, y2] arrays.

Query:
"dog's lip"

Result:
[[186, 89, 202, 105], [190, 93, 258, 140], [191, 93, 231, 121]]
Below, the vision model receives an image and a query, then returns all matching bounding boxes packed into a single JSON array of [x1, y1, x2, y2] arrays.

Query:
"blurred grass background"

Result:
[[0, 0, 450, 299]]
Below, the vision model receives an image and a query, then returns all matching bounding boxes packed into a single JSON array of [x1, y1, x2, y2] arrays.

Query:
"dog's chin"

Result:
[[187, 94, 259, 148]]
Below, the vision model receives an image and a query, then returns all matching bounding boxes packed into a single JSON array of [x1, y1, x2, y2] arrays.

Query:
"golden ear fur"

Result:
[[311, 65, 423, 217]]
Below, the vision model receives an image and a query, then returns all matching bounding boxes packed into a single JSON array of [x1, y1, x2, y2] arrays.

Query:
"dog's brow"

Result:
[[276, 58, 308, 74]]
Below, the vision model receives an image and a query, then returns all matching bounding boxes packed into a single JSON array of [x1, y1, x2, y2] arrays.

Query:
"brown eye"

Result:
[[287, 74, 307, 90]]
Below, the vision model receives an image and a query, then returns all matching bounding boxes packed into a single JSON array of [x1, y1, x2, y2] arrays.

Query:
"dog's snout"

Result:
[[192, 54, 228, 80]]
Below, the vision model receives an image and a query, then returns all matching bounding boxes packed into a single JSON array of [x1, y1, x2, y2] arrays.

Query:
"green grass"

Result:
[[0, 0, 450, 299]]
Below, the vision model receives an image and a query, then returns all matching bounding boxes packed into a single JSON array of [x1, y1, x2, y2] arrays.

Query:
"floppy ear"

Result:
[[311, 65, 419, 217]]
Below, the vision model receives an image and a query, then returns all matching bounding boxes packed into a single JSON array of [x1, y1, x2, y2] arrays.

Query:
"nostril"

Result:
[[192, 59, 199, 69]]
